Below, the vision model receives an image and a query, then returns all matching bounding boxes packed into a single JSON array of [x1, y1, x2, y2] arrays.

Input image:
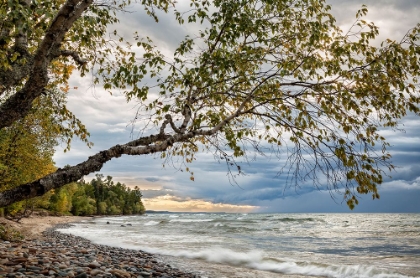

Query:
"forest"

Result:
[[1, 174, 145, 219]]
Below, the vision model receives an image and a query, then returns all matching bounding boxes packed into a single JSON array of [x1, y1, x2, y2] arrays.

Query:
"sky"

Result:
[[53, 0, 420, 213]]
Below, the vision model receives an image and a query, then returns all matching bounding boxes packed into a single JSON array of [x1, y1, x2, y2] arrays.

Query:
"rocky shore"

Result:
[[0, 223, 199, 278]]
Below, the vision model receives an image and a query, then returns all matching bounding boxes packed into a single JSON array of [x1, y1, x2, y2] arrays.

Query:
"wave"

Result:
[[144, 221, 160, 226], [138, 246, 413, 278], [212, 218, 258, 224], [142, 246, 264, 265], [278, 217, 316, 222], [169, 219, 213, 223], [250, 261, 413, 278]]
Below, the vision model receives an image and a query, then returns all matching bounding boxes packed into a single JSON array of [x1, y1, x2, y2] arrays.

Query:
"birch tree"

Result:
[[0, 0, 419, 209]]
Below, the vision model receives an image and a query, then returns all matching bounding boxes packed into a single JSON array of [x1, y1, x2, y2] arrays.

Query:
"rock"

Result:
[[88, 261, 101, 268], [139, 271, 152, 277], [59, 263, 68, 269], [58, 271, 69, 276], [27, 266, 42, 272], [3, 261, 20, 266], [113, 269, 133, 278], [90, 269, 103, 276]]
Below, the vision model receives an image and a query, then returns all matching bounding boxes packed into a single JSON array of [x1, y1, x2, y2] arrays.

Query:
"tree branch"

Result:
[[0, 0, 93, 130], [57, 50, 88, 66], [0, 55, 33, 96]]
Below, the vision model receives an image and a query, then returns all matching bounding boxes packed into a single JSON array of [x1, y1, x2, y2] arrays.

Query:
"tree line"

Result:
[[1, 175, 145, 218]]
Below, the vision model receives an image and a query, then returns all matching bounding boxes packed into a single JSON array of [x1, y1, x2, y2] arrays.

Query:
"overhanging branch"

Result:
[[0, 108, 239, 207]]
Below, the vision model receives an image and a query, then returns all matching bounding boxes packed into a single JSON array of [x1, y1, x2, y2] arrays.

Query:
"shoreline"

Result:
[[0, 215, 333, 278], [0, 215, 87, 240], [0, 215, 199, 277]]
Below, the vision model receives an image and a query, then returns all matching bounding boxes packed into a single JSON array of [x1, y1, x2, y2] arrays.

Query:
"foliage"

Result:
[[47, 176, 145, 216], [0, 86, 88, 214], [0, 98, 56, 192], [0, 0, 419, 209], [0, 223, 24, 242]]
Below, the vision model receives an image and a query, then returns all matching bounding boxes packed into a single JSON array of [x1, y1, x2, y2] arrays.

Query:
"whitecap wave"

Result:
[[169, 219, 213, 223], [144, 221, 160, 226], [135, 246, 413, 278], [248, 261, 413, 278]]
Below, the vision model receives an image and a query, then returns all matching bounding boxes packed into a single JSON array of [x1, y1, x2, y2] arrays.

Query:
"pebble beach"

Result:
[[0, 219, 199, 278]]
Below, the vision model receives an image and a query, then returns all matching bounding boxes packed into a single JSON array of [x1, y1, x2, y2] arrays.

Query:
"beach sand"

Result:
[[0, 215, 85, 240]]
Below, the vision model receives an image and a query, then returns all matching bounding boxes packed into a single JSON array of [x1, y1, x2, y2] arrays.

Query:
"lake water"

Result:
[[58, 213, 420, 277]]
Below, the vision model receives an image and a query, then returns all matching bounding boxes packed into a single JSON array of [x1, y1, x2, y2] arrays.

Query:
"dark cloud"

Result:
[[142, 189, 173, 199], [256, 187, 420, 213], [389, 165, 420, 182], [144, 177, 160, 182], [327, 0, 419, 46]]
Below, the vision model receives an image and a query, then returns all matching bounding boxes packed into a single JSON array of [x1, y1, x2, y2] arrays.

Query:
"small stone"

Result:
[[27, 266, 42, 272], [59, 264, 67, 269], [110, 269, 131, 278], [90, 269, 102, 276], [4, 261, 20, 266], [139, 271, 152, 277], [88, 261, 101, 268]]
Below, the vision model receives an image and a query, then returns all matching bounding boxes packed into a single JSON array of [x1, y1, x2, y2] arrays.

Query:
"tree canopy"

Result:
[[0, 0, 419, 209]]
